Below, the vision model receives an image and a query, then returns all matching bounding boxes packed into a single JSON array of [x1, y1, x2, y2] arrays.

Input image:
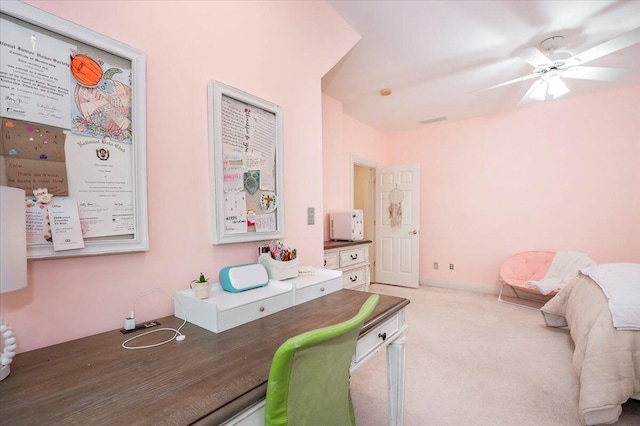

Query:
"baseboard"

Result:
[[420, 277, 554, 306], [420, 277, 501, 295]]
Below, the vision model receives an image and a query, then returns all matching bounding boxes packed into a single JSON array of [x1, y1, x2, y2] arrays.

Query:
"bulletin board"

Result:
[[0, 1, 148, 259], [208, 80, 285, 244]]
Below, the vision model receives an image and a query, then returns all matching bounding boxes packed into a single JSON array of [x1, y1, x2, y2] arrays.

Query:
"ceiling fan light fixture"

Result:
[[548, 75, 570, 98]]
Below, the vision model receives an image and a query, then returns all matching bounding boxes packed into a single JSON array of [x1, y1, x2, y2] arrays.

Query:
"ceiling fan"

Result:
[[477, 27, 640, 103]]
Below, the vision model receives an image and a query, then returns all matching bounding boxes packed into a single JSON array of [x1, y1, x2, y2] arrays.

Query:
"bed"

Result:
[[540, 263, 640, 425]]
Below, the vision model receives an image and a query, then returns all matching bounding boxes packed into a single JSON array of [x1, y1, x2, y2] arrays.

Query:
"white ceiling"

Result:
[[322, 0, 640, 133]]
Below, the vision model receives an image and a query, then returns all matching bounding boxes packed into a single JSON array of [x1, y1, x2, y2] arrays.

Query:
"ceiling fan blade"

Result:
[[569, 27, 640, 66], [518, 79, 546, 105], [562, 66, 627, 81], [472, 73, 538, 94], [518, 47, 551, 68]]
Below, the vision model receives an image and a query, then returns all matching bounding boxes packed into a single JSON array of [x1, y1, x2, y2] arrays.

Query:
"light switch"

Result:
[[307, 207, 315, 225]]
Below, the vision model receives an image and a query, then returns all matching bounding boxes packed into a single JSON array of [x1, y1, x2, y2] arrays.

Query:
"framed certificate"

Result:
[[0, 1, 148, 259]]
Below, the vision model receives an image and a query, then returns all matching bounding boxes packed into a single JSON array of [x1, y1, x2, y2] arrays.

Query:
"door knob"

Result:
[[409, 230, 417, 235]]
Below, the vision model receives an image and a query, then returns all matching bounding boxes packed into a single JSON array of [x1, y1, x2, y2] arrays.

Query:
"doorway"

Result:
[[352, 157, 376, 283]]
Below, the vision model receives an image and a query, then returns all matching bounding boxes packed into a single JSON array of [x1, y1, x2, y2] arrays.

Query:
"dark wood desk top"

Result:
[[324, 240, 372, 250], [0, 290, 409, 425]]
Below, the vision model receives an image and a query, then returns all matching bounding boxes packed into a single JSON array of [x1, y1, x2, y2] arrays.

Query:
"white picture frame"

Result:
[[208, 80, 285, 244], [0, 1, 148, 259]]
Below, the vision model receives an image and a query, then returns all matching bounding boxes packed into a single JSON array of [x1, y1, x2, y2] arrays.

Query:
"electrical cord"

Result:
[[122, 288, 188, 350]]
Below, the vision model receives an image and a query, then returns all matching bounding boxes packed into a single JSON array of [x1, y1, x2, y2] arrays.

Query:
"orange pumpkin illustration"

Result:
[[70, 54, 103, 87], [74, 67, 131, 140]]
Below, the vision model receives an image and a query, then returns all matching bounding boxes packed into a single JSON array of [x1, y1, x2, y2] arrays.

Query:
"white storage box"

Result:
[[258, 254, 299, 280], [174, 280, 293, 333]]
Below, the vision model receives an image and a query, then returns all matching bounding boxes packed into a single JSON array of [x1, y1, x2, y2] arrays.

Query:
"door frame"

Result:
[[351, 155, 377, 283]]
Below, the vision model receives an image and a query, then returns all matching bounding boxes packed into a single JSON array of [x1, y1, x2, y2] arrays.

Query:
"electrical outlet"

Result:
[[433, 262, 438, 270], [449, 263, 454, 270], [307, 207, 315, 225]]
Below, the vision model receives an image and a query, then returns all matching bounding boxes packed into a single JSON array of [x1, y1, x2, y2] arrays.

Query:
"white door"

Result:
[[375, 164, 420, 287]]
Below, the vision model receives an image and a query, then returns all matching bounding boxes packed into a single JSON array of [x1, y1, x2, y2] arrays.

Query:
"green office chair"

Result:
[[264, 294, 380, 426]]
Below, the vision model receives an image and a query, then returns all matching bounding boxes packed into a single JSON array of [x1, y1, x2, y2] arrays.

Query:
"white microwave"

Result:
[[329, 210, 364, 241]]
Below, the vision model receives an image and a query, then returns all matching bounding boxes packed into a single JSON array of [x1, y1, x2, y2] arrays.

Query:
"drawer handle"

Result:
[[350, 253, 358, 260], [320, 287, 325, 292], [259, 306, 265, 312], [324, 259, 327, 266], [378, 332, 387, 341], [350, 275, 358, 282]]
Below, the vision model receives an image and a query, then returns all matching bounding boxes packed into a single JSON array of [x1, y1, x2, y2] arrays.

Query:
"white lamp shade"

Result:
[[0, 186, 27, 293], [548, 75, 570, 98]]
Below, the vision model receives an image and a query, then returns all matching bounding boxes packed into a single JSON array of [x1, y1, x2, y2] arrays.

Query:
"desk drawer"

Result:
[[339, 247, 366, 268], [218, 292, 292, 332], [342, 266, 365, 289], [294, 276, 342, 305], [355, 314, 400, 362], [323, 252, 339, 269]]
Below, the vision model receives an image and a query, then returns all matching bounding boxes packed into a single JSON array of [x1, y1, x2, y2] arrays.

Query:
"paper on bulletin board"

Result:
[[259, 159, 275, 191], [1, 118, 68, 194], [0, 18, 75, 129], [64, 132, 133, 238], [254, 213, 276, 233], [48, 196, 85, 251], [25, 199, 52, 246], [220, 95, 276, 161], [224, 191, 247, 234], [223, 160, 244, 192]]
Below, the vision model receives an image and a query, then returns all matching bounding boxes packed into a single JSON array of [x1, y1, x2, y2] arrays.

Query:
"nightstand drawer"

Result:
[[342, 266, 365, 289], [324, 252, 339, 269], [339, 247, 366, 268], [355, 313, 401, 362]]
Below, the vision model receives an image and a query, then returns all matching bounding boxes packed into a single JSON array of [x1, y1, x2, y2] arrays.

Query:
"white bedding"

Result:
[[581, 263, 640, 331], [526, 251, 595, 295], [541, 271, 640, 425]]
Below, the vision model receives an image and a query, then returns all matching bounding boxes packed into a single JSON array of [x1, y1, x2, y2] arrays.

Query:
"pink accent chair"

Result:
[[498, 251, 556, 309]]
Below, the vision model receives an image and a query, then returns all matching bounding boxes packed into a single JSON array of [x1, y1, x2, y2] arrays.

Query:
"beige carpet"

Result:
[[351, 284, 640, 426]]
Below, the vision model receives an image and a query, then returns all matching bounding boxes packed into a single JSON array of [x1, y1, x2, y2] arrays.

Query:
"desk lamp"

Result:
[[0, 186, 28, 381]]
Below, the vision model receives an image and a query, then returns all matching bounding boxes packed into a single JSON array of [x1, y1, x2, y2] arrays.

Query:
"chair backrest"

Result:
[[499, 251, 555, 288], [264, 294, 380, 426]]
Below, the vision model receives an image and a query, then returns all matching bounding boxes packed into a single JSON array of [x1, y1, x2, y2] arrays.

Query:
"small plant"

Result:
[[192, 272, 208, 284]]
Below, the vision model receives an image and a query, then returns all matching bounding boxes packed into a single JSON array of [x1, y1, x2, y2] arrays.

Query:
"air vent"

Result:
[[419, 116, 447, 125]]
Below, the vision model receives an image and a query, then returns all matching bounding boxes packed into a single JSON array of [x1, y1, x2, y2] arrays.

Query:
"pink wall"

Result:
[[388, 85, 640, 288], [322, 94, 389, 240], [323, 86, 639, 291], [2, 1, 359, 352]]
